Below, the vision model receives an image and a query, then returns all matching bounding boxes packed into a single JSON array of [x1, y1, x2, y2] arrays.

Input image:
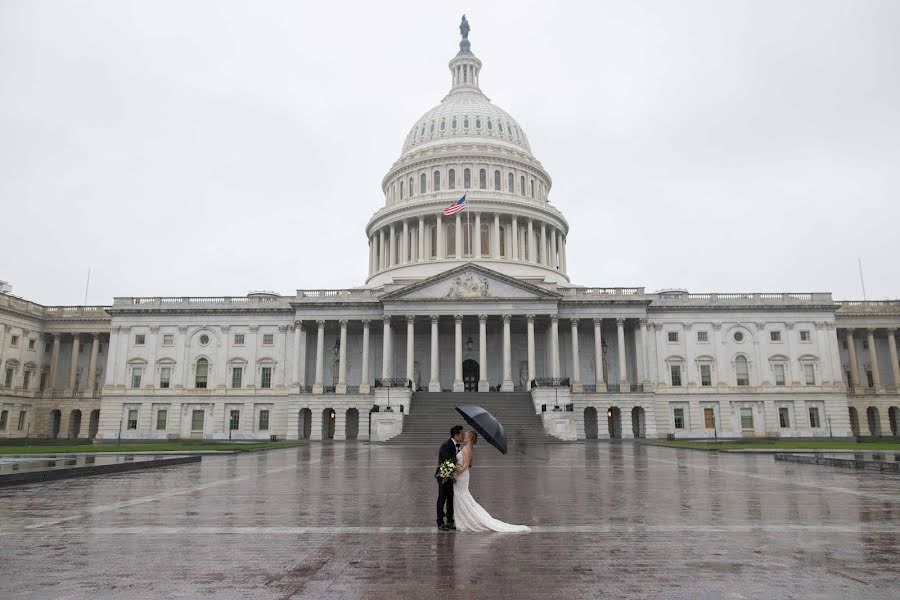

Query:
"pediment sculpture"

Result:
[[445, 273, 490, 299]]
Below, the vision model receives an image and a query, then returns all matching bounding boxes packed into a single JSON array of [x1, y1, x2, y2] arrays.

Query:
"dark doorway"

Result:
[[867, 406, 881, 437], [49, 409, 61, 438], [631, 407, 646, 438], [607, 407, 622, 439], [584, 407, 598, 439], [889, 406, 899, 436], [299, 408, 312, 439], [345, 408, 359, 440], [68, 409, 82, 439], [462, 359, 479, 392], [88, 410, 100, 438], [322, 408, 336, 439], [849, 407, 860, 437]]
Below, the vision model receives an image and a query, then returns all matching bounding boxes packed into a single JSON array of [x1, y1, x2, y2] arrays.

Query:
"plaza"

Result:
[[0, 441, 898, 598]]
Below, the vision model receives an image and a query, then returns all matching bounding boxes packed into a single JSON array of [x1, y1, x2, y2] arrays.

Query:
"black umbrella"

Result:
[[455, 405, 507, 454]]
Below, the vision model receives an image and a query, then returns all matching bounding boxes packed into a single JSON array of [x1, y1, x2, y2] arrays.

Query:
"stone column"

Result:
[[388, 224, 396, 267], [616, 318, 628, 386], [867, 328, 882, 391], [494, 213, 501, 258], [48, 333, 61, 390], [359, 319, 371, 393], [550, 315, 560, 379], [382, 316, 392, 380], [429, 315, 441, 391], [478, 315, 488, 392], [638, 319, 648, 385], [292, 321, 303, 387], [455, 213, 463, 258], [846, 329, 860, 391], [402, 220, 409, 265], [550, 228, 558, 270], [67, 334, 81, 391], [560, 235, 567, 272], [86, 333, 100, 394], [406, 315, 415, 386], [540, 223, 547, 266], [313, 320, 326, 394], [527, 219, 534, 262], [570, 318, 582, 392], [418, 216, 426, 262], [526, 314, 536, 385], [336, 320, 348, 394], [474, 212, 482, 259], [593, 318, 605, 390], [453, 315, 464, 392], [888, 329, 900, 391], [511, 216, 519, 261], [436, 214, 444, 259], [378, 229, 385, 271], [501, 314, 514, 391]]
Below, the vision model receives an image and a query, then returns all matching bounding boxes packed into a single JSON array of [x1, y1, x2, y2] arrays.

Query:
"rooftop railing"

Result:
[[563, 287, 644, 296], [118, 296, 288, 308], [295, 289, 379, 300], [653, 292, 832, 303], [0, 294, 110, 320]]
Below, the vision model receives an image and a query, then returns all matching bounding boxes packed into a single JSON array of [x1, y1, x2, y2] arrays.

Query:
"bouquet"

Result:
[[438, 459, 457, 484]]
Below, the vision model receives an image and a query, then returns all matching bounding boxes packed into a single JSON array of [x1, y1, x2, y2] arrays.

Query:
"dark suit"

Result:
[[435, 438, 459, 525]]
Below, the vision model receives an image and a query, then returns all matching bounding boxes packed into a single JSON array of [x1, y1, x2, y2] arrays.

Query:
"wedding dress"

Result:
[[452, 449, 530, 533]]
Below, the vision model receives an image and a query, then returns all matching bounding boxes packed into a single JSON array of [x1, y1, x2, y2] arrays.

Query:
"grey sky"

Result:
[[1, 0, 898, 305]]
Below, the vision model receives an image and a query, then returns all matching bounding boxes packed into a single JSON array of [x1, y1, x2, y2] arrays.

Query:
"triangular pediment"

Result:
[[381, 264, 561, 302]]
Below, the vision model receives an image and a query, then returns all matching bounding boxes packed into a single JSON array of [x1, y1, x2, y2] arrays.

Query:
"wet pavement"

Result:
[[0, 441, 898, 599]]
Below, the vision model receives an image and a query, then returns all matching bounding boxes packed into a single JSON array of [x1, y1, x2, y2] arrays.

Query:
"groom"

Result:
[[435, 425, 465, 531]]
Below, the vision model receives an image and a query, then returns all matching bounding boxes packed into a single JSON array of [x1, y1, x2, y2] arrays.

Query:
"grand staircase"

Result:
[[384, 391, 561, 446]]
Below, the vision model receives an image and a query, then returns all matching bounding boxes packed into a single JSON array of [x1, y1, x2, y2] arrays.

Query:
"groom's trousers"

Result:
[[436, 479, 454, 525]]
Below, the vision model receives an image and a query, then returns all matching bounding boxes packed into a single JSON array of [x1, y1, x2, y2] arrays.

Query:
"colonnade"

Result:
[[840, 327, 900, 393], [367, 212, 567, 275], [43, 333, 104, 394]]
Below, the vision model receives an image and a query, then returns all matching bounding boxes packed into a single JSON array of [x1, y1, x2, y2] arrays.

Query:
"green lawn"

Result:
[[0, 441, 303, 455], [650, 439, 900, 452]]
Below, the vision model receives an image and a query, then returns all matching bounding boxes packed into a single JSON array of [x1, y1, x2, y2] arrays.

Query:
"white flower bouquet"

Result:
[[438, 459, 457, 483]]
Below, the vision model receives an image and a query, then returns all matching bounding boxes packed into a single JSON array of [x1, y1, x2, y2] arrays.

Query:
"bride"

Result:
[[453, 431, 530, 533]]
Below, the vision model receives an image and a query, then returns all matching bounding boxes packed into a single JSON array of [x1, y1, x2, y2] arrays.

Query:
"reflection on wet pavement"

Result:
[[0, 442, 898, 599]]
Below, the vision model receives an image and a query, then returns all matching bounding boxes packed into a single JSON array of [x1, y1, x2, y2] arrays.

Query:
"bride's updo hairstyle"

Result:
[[467, 431, 478, 445]]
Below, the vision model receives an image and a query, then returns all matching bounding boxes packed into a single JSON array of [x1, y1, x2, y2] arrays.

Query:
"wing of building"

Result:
[[2, 20, 899, 443]]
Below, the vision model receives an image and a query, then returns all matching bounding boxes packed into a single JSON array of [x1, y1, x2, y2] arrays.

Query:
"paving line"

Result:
[[20, 449, 367, 531], [4, 524, 900, 536]]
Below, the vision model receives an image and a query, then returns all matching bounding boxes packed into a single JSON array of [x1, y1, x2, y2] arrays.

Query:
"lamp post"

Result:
[[117, 418, 123, 446], [24, 421, 30, 447]]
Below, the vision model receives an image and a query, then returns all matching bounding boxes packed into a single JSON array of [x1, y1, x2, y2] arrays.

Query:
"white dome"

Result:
[[400, 90, 532, 156]]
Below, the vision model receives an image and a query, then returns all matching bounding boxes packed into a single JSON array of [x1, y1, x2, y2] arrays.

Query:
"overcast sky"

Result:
[[1, 0, 898, 305]]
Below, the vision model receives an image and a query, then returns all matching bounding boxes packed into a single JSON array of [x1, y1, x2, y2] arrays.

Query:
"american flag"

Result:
[[442, 194, 467, 216]]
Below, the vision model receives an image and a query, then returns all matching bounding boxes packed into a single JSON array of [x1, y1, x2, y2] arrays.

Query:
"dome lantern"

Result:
[[448, 15, 483, 93]]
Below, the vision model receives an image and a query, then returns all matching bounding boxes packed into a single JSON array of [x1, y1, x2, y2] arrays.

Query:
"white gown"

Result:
[[452, 449, 530, 533]]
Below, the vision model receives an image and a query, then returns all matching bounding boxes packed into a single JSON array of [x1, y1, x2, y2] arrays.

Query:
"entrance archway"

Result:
[[889, 406, 899, 436], [299, 408, 312, 439], [322, 408, 336, 439], [631, 407, 646, 438], [68, 409, 82, 439], [345, 408, 359, 440], [607, 407, 622, 439], [88, 409, 100, 438], [49, 410, 61, 439], [584, 407, 598, 439], [462, 359, 479, 392], [866, 406, 881, 437], [848, 407, 860, 437]]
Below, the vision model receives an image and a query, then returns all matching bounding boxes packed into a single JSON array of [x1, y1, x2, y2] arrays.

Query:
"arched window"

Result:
[[447, 223, 456, 256], [400, 180, 404, 200], [479, 169, 486, 189], [430, 225, 437, 258], [448, 169, 456, 190], [480, 224, 490, 256], [409, 177, 414, 196], [735, 356, 750, 386], [475, 117, 482, 129], [520, 175, 525, 196], [464, 168, 471, 189], [440, 119, 446, 131], [487, 118, 492, 131], [420, 173, 427, 194], [430, 120, 435, 133], [498, 122, 503, 134], [433, 171, 441, 191], [195, 358, 208, 389], [463, 117, 469, 129], [499, 226, 507, 258], [508, 172, 514, 192], [494, 170, 501, 191], [452, 117, 457, 129], [530, 179, 535, 198]]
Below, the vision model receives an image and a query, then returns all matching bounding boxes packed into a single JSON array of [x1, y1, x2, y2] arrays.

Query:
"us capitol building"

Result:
[[2, 19, 899, 443]]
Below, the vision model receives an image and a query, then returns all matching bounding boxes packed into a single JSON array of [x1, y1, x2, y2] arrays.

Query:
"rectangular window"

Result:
[[44, 342, 51, 353], [262, 333, 274, 345], [162, 334, 174, 346], [774, 364, 786, 386], [17, 410, 26, 430], [159, 367, 171, 389], [229, 410, 240, 431], [779, 407, 790, 428], [700, 364, 712, 387], [740, 407, 754, 430], [4, 368, 13, 388], [28, 339, 35, 351], [866, 370, 874, 388], [804, 364, 815, 385], [704, 407, 715, 429], [863, 340, 868, 350], [232, 367, 243, 389], [0, 410, 7, 430], [842, 340, 848, 350], [673, 408, 685, 429], [131, 367, 142, 389], [808, 407, 821, 428], [156, 409, 167, 431], [667, 331, 678, 343], [127, 409, 138, 430], [134, 334, 145, 346], [10, 335, 18, 347], [22, 371, 31, 390], [234, 334, 245, 345], [800, 330, 811, 342], [259, 409, 270, 431], [696, 331, 708, 343], [770, 331, 781, 342], [260, 367, 272, 389], [670, 365, 682, 387], [191, 410, 205, 432]]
